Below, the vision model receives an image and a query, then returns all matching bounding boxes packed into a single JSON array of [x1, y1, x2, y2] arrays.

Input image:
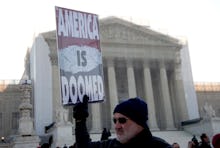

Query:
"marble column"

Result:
[[90, 103, 102, 133], [49, 51, 62, 122], [143, 62, 159, 131], [173, 57, 189, 122], [107, 59, 118, 129], [159, 62, 175, 130], [126, 60, 137, 98]]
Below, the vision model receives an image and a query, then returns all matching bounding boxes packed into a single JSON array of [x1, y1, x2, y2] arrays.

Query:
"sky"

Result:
[[0, 0, 220, 82]]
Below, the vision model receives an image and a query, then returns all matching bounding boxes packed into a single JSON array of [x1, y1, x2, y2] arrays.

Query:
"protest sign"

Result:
[[55, 6, 105, 105]]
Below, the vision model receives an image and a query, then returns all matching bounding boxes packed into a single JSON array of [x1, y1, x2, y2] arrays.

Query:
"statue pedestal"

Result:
[[50, 123, 74, 148], [13, 135, 40, 148], [18, 117, 35, 136], [12, 80, 40, 148]]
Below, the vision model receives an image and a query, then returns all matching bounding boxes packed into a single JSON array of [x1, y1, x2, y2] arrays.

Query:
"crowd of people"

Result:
[[171, 133, 220, 148]]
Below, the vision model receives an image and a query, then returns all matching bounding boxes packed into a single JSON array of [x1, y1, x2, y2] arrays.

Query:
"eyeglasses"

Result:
[[113, 117, 128, 124]]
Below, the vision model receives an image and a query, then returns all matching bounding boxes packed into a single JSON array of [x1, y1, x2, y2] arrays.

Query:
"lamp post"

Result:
[[13, 77, 40, 148], [18, 78, 35, 136]]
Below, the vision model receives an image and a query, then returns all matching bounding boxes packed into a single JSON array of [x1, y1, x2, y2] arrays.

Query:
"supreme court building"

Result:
[[27, 16, 199, 137]]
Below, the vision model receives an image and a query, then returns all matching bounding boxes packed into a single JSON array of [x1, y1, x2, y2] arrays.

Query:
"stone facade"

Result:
[[0, 80, 22, 139], [195, 82, 220, 117]]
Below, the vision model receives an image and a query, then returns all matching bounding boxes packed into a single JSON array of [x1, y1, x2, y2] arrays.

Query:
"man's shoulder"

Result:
[[151, 136, 172, 148]]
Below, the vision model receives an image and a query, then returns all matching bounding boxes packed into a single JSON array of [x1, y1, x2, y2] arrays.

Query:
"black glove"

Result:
[[73, 95, 89, 120]]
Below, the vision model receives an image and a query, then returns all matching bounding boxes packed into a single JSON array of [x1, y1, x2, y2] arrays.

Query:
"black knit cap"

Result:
[[113, 97, 148, 129]]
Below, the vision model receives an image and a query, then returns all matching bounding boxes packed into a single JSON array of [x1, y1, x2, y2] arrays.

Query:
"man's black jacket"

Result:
[[75, 120, 172, 148]]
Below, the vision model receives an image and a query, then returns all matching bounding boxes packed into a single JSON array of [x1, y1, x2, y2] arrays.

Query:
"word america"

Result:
[[57, 7, 100, 40]]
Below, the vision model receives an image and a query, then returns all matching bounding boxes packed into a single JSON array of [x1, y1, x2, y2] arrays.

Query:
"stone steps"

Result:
[[152, 130, 194, 148]]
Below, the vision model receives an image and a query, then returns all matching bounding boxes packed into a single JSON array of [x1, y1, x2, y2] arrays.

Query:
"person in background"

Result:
[[188, 135, 200, 148], [188, 141, 196, 148], [212, 133, 220, 148], [198, 133, 212, 148], [100, 128, 111, 141], [172, 142, 180, 148], [73, 95, 172, 148], [41, 143, 50, 148]]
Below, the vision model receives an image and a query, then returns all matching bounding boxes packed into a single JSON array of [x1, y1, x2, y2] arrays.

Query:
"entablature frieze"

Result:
[[101, 45, 178, 64], [102, 56, 176, 71]]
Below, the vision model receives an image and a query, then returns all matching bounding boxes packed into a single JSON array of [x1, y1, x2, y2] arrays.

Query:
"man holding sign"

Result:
[[73, 95, 172, 148], [55, 6, 105, 105]]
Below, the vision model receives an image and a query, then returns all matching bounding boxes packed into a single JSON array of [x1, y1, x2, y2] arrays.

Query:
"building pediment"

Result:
[[99, 17, 181, 47]]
